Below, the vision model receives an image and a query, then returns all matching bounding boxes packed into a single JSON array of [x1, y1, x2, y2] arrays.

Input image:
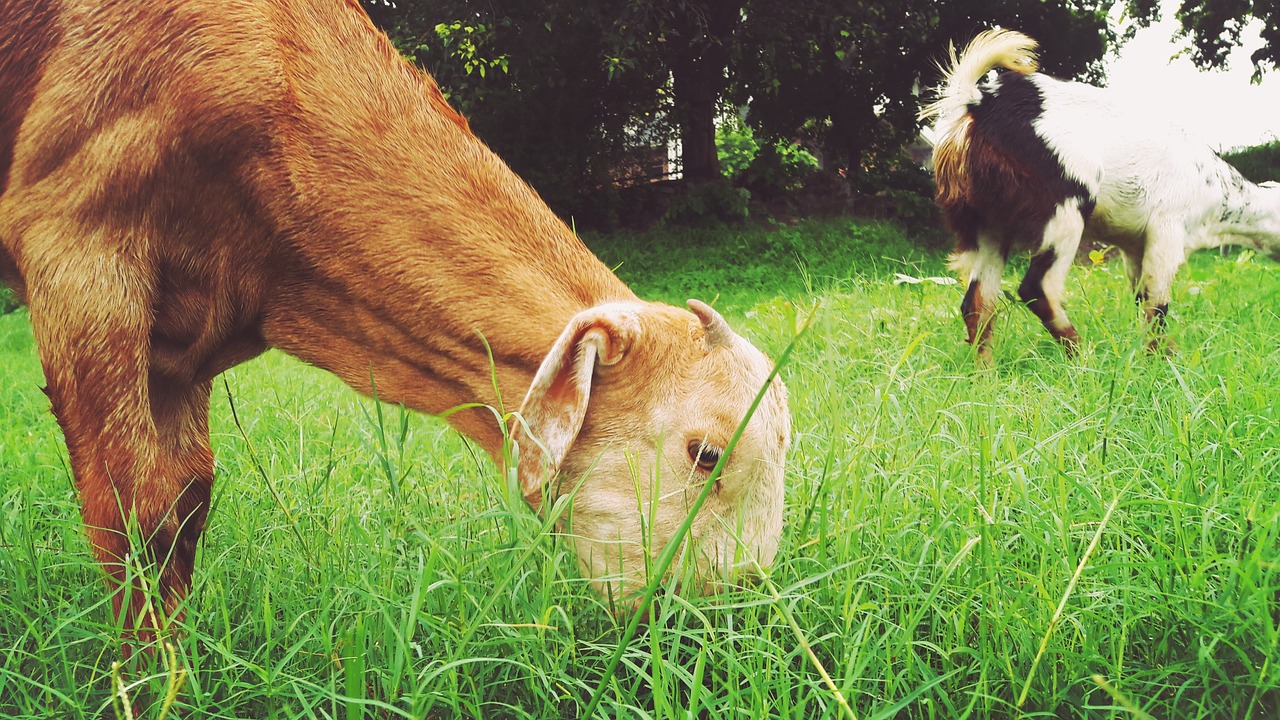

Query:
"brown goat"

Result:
[[0, 0, 791, 643]]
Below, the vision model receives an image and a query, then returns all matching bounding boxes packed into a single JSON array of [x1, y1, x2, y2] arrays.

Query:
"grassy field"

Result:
[[1, 216, 1278, 719]]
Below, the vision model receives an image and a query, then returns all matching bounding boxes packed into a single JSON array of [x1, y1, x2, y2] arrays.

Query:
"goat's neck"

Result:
[[1194, 168, 1280, 256], [259, 69, 635, 456], [250, 9, 641, 458], [264, 169, 635, 455]]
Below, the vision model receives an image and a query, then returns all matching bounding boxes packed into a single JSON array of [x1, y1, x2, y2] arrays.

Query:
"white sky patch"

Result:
[[1105, 0, 1279, 151]]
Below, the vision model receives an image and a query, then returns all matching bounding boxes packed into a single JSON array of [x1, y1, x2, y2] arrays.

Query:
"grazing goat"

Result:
[[0, 0, 791, 643], [921, 29, 1280, 362]]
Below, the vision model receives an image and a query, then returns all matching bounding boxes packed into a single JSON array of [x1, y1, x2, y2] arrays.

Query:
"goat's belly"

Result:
[[1087, 184, 1150, 250], [1085, 214, 1145, 252]]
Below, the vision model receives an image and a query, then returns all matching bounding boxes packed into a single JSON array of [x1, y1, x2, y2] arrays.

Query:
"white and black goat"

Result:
[[920, 29, 1280, 362]]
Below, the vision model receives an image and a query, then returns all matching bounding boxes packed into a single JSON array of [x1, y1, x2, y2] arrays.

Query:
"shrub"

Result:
[[738, 142, 820, 198], [0, 287, 19, 315], [716, 117, 760, 181], [661, 180, 751, 226], [1223, 140, 1280, 183], [879, 187, 943, 235]]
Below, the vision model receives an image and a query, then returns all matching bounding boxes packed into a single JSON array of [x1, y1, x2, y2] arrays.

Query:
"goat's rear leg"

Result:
[[26, 256, 193, 649], [957, 235, 1005, 365], [1018, 201, 1085, 355]]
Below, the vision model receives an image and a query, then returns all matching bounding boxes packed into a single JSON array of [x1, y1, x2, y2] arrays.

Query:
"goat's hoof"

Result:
[[1054, 328, 1081, 358]]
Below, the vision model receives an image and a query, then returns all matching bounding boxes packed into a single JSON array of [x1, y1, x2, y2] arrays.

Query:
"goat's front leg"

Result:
[[958, 234, 1005, 365], [1121, 248, 1144, 298], [26, 251, 197, 649], [1018, 201, 1085, 355], [1136, 225, 1184, 353]]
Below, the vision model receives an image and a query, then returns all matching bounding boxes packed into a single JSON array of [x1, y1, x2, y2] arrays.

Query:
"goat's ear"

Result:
[[512, 303, 640, 510]]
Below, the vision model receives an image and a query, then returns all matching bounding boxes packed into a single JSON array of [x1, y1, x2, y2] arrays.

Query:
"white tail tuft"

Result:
[[919, 29, 1039, 127]]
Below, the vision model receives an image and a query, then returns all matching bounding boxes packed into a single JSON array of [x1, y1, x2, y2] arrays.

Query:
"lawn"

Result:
[[1, 216, 1277, 718]]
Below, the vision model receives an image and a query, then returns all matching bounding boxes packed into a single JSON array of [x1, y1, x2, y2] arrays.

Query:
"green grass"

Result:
[[2, 216, 1278, 718]]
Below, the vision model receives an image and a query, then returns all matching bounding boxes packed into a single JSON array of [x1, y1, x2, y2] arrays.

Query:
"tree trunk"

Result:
[[672, 54, 722, 183], [829, 95, 873, 186], [670, 0, 742, 184]]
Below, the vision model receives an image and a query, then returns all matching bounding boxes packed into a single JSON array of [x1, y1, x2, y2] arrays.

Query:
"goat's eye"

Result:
[[687, 439, 723, 473]]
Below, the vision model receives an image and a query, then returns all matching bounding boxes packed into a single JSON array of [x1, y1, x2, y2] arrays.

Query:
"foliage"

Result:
[[431, 20, 509, 78], [4, 217, 1279, 718], [716, 115, 820, 198], [373, 1, 671, 220], [0, 287, 18, 315], [737, 141, 820, 197], [716, 114, 820, 197], [1223, 140, 1280, 183], [715, 114, 760, 180], [734, 0, 1114, 185], [660, 180, 752, 227], [1123, 0, 1280, 81], [365, 0, 1117, 224]]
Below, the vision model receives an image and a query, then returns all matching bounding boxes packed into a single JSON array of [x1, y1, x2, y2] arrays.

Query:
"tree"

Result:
[[367, 1, 670, 219], [364, 0, 1118, 220], [1125, 0, 1280, 80], [735, 0, 1114, 186], [601, 1, 747, 183]]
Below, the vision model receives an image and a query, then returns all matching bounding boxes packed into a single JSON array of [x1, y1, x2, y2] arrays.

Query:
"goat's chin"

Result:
[[615, 566, 766, 617]]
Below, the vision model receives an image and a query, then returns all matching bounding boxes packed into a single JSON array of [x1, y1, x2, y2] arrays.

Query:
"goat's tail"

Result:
[[919, 29, 1039, 126], [921, 29, 1039, 208]]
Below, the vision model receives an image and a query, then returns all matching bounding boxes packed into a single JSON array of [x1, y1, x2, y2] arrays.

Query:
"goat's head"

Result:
[[511, 299, 790, 604], [1258, 181, 1280, 262]]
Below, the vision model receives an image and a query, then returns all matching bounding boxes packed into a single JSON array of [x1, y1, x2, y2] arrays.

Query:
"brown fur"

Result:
[[0, 0, 738, 638], [937, 123, 1064, 258], [930, 115, 973, 211], [921, 28, 1040, 228]]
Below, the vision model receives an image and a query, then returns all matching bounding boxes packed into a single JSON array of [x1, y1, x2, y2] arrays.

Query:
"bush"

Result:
[[0, 287, 19, 315], [738, 142, 820, 198], [879, 188, 942, 235], [1223, 141, 1280, 183], [716, 117, 819, 196], [662, 180, 751, 226], [716, 117, 760, 181]]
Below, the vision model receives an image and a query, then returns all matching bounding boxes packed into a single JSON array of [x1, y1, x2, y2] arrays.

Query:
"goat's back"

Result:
[[1005, 72, 1240, 247], [0, 0, 627, 389], [936, 63, 1232, 251], [932, 70, 1100, 250]]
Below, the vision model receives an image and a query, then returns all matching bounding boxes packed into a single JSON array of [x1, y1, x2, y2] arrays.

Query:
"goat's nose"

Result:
[[737, 568, 765, 589]]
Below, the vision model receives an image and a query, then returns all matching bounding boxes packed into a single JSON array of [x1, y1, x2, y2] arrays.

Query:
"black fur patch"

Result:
[[957, 72, 1093, 252], [961, 280, 981, 319], [970, 74, 1090, 200], [1152, 303, 1169, 329], [1018, 248, 1057, 324]]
